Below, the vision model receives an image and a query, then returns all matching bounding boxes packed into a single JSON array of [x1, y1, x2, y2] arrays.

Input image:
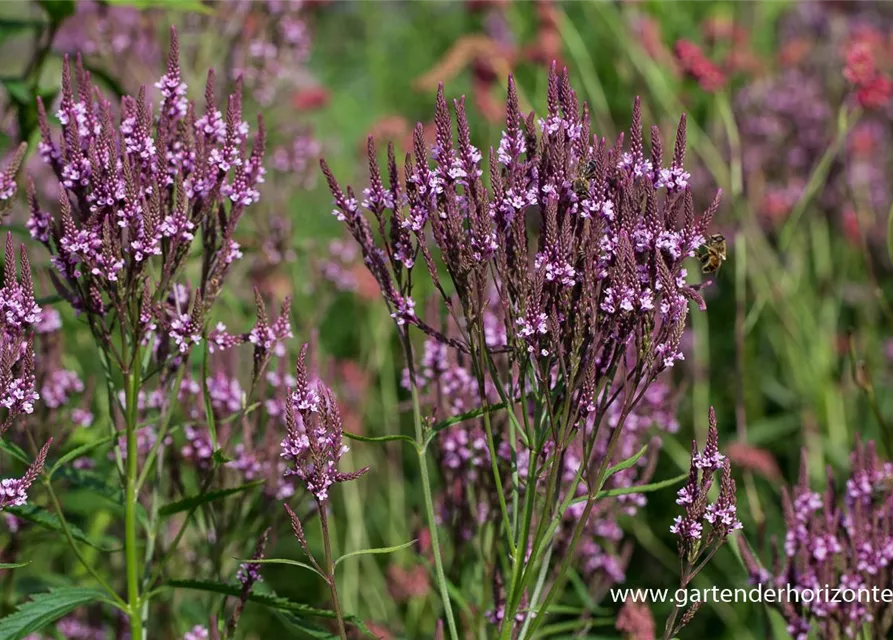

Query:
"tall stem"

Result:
[[412, 383, 460, 640], [319, 507, 348, 640], [401, 328, 459, 639], [124, 356, 144, 640]]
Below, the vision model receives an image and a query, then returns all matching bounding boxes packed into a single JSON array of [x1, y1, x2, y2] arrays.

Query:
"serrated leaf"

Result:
[[163, 579, 371, 634], [0, 561, 31, 570], [334, 539, 416, 566], [6, 505, 119, 551], [0, 587, 108, 639], [159, 481, 263, 518], [53, 466, 149, 526]]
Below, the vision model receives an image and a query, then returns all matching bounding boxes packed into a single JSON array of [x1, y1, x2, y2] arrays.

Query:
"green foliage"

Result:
[[158, 480, 264, 518], [0, 588, 109, 639]]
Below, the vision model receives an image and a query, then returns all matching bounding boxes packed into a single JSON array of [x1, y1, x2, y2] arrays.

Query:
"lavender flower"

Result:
[[670, 409, 741, 550], [1, 234, 40, 433], [664, 408, 738, 639], [740, 439, 893, 639], [280, 345, 369, 503], [0, 439, 51, 511], [183, 626, 209, 640], [322, 64, 719, 635], [0, 143, 27, 217], [30, 28, 265, 366]]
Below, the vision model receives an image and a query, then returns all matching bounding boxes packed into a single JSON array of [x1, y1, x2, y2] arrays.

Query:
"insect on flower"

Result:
[[572, 158, 598, 198], [698, 233, 727, 274]]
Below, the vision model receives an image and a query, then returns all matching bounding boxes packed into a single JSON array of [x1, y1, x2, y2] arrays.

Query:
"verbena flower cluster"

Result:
[[322, 63, 722, 634], [671, 408, 741, 546], [740, 440, 893, 640], [280, 345, 369, 504], [30, 27, 265, 358], [663, 408, 738, 639], [0, 234, 40, 433]]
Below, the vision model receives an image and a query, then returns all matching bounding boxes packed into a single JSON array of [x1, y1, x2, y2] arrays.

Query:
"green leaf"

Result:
[[572, 472, 689, 505], [159, 481, 263, 518], [0, 439, 31, 465], [37, 0, 76, 24], [163, 579, 371, 634], [343, 431, 416, 447], [54, 464, 150, 526], [240, 558, 327, 581], [275, 612, 340, 639], [0, 587, 109, 639], [105, 0, 215, 13], [431, 401, 508, 433], [35, 294, 63, 306], [6, 505, 119, 551], [605, 444, 649, 478], [334, 539, 416, 566], [211, 448, 232, 466], [0, 19, 47, 47], [1, 79, 31, 105], [48, 434, 117, 478], [0, 561, 31, 570]]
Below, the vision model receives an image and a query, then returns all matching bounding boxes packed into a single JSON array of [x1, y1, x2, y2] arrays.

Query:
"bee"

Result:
[[572, 159, 598, 198], [697, 233, 727, 274]]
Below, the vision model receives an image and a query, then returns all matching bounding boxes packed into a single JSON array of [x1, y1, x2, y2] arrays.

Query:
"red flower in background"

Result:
[[844, 33, 892, 109], [675, 39, 726, 92]]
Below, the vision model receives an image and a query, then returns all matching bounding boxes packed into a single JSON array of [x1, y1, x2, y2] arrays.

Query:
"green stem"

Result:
[[412, 384, 460, 640], [319, 506, 347, 640], [124, 359, 144, 640]]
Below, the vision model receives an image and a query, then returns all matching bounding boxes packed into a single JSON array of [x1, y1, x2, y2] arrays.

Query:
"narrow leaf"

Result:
[[53, 465, 148, 525], [163, 579, 371, 634], [572, 472, 689, 505], [432, 401, 508, 433], [6, 505, 119, 551], [240, 558, 326, 580], [334, 540, 416, 566], [0, 439, 31, 465], [0, 587, 108, 639], [49, 434, 117, 477], [159, 481, 263, 518], [275, 612, 340, 639], [0, 561, 30, 570], [343, 431, 416, 447], [605, 444, 648, 477]]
